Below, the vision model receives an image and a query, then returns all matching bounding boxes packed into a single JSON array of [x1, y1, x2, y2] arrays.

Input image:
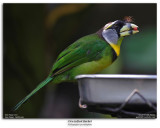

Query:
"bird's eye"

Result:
[[114, 24, 118, 27]]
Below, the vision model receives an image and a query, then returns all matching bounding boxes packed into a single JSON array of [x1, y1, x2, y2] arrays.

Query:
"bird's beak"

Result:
[[120, 23, 139, 37]]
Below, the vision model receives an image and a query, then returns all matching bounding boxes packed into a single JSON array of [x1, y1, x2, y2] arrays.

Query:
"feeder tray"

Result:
[[76, 74, 157, 118]]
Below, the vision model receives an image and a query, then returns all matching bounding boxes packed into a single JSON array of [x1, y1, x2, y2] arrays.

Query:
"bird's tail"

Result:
[[12, 77, 53, 112]]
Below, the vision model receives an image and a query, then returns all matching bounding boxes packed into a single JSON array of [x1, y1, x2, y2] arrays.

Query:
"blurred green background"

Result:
[[3, 3, 156, 118]]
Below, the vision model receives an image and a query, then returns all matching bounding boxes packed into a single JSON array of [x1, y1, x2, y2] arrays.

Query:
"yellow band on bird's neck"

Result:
[[110, 43, 120, 56], [109, 37, 124, 56]]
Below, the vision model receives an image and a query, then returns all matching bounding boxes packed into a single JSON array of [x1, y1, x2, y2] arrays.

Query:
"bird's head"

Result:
[[101, 19, 139, 56]]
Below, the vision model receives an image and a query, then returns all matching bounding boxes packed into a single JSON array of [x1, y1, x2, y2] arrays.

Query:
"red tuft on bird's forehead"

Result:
[[124, 16, 134, 23]]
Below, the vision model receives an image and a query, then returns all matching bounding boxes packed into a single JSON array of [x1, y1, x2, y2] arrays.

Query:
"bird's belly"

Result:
[[72, 55, 113, 76]]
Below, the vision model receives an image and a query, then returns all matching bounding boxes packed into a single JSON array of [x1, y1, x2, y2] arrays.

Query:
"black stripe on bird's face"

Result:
[[108, 20, 125, 37]]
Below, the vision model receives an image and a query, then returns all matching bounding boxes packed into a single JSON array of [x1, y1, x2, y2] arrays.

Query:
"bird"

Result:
[[13, 18, 139, 111]]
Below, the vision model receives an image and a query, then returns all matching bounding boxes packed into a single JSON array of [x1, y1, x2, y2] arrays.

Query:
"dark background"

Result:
[[3, 4, 156, 118]]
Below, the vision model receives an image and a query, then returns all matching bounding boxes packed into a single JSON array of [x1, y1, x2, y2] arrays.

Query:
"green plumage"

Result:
[[50, 34, 115, 83]]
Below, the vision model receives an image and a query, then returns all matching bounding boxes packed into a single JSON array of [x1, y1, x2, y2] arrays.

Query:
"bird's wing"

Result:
[[50, 35, 107, 76]]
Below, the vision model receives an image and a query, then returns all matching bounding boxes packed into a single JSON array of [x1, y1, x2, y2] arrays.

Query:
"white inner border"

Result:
[[0, 1, 159, 128]]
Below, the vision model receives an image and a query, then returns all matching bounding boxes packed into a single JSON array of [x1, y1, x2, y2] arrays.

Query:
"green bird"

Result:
[[13, 19, 139, 111]]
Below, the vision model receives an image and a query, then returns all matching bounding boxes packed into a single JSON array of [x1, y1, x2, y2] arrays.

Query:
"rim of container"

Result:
[[75, 74, 157, 79]]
